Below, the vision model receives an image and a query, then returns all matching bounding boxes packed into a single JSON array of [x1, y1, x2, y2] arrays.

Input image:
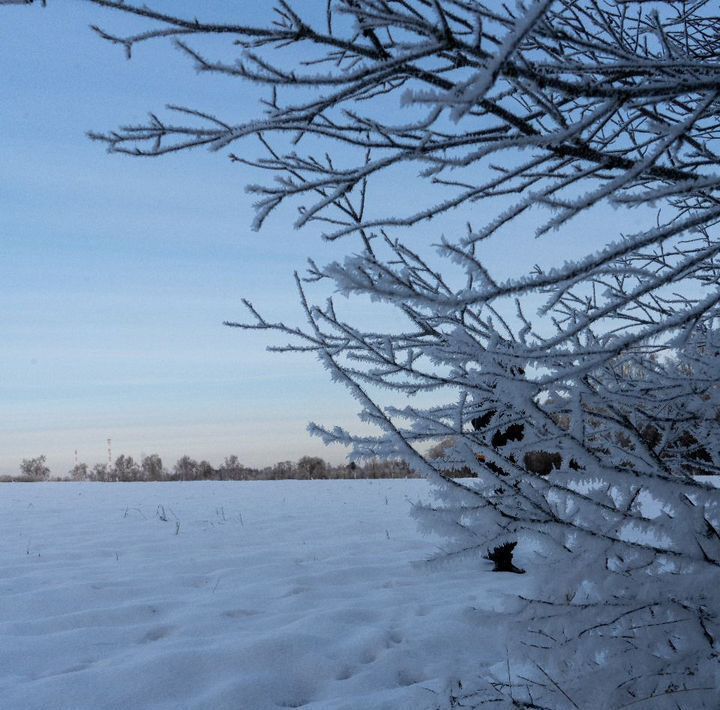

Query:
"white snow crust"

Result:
[[0, 480, 526, 709]]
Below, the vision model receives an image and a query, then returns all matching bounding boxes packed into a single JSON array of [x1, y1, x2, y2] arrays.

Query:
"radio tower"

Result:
[[107, 438, 112, 467]]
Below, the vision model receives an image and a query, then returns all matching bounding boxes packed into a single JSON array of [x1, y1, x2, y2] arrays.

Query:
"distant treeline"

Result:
[[2, 454, 417, 482]]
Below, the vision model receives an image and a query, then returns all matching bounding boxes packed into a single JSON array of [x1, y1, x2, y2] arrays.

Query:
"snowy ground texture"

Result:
[[0, 480, 529, 710]]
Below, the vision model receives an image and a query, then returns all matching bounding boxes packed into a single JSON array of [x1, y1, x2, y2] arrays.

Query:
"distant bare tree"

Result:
[[297, 456, 327, 480], [220, 455, 242, 480], [173, 455, 199, 481], [20, 455, 50, 481], [271, 460, 295, 479], [141, 453, 164, 481], [91, 463, 109, 482], [69, 462, 89, 481], [112, 455, 140, 482], [197, 460, 215, 480]]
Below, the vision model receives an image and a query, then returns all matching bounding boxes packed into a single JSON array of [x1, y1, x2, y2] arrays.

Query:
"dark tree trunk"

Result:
[[487, 541, 525, 574]]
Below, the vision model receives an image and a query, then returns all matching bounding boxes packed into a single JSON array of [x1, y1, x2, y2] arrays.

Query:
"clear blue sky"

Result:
[[1, 1, 372, 475], [1, 2, 644, 477]]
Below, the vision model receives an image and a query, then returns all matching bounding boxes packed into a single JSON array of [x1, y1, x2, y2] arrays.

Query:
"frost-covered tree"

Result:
[[27, 0, 720, 705]]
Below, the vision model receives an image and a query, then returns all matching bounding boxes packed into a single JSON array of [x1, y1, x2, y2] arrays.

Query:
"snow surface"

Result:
[[0, 480, 528, 709]]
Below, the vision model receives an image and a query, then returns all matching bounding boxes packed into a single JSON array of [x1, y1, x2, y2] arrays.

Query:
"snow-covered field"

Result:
[[0, 480, 527, 710]]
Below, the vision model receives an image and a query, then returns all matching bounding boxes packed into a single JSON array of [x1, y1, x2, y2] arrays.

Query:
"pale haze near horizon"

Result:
[[1, 2, 641, 478], [1, 2, 370, 476]]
